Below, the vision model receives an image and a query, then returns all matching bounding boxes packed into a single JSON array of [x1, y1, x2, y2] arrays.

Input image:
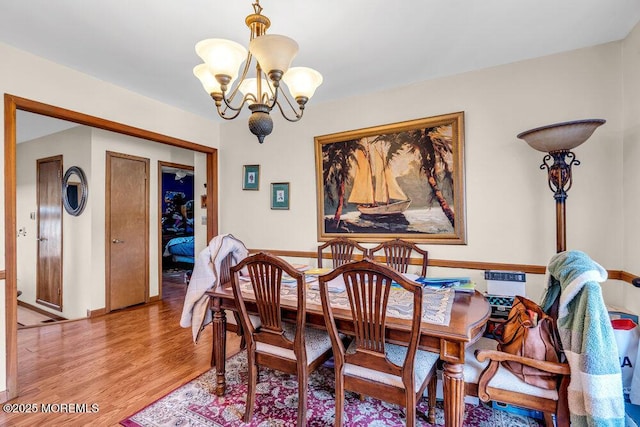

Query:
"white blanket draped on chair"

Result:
[[541, 250, 624, 427], [180, 234, 248, 342]]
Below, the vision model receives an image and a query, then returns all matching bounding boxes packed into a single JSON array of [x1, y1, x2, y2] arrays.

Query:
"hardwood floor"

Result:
[[1, 272, 241, 426]]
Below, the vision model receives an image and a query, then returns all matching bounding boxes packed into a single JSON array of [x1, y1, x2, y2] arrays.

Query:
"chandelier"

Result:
[[193, 1, 323, 144]]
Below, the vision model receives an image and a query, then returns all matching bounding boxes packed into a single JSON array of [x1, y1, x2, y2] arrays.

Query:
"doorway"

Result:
[[159, 163, 195, 278], [4, 94, 219, 400]]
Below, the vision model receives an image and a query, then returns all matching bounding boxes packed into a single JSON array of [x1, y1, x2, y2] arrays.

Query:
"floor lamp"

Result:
[[517, 119, 606, 253]]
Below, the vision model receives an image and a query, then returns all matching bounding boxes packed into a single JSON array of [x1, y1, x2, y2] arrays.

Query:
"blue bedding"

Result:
[[163, 236, 195, 263]]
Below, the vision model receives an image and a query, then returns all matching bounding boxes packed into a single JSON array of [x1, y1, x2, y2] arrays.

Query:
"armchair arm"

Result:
[[475, 349, 571, 375], [473, 348, 570, 403]]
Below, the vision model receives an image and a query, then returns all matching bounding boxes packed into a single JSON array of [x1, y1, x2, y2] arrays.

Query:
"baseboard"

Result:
[[17, 300, 66, 321], [87, 308, 107, 318], [0, 390, 8, 404]]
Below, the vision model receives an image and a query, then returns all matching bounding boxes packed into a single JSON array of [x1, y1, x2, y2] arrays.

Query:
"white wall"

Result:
[[0, 41, 220, 395], [220, 41, 633, 304], [89, 128, 204, 309], [16, 126, 92, 320], [14, 123, 206, 320], [622, 21, 640, 314]]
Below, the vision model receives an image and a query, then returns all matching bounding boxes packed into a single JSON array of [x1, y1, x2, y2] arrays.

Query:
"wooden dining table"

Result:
[[207, 280, 490, 427]]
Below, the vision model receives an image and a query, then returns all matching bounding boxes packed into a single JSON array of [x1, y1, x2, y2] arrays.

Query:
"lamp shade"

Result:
[[282, 67, 323, 100], [193, 64, 233, 95], [249, 34, 298, 75], [517, 119, 606, 152], [238, 77, 271, 103], [195, 38, 247, 81]]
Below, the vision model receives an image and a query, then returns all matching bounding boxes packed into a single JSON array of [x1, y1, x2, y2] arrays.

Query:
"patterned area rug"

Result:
[[121, 352, 543, 426]]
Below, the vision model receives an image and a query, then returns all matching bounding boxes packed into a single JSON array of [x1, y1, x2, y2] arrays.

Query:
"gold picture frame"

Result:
[[270, 182, 290, 210], [243, 164, 260, 190], [314, 112, 466, 244]]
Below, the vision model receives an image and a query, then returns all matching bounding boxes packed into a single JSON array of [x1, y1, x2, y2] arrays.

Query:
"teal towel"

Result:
[[541, 250, 624, 427]]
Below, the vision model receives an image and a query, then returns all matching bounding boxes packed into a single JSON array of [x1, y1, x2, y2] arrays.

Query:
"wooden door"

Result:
[[36, 156, 63, 310], [106, 152, 149, 311]]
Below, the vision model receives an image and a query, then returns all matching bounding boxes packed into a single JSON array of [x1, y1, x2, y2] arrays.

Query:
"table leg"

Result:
[[211, 297, 227, 396], [443, 361, 465, 427]]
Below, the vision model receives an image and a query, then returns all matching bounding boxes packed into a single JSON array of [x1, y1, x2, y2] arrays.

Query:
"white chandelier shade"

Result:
[[283, 67, 324, 100], [248, 34, 298, 78], [238, 77, 271, 103], [192, 1, 322, 144], [193, 64, 237, 96], [195, 39, 247, 90]]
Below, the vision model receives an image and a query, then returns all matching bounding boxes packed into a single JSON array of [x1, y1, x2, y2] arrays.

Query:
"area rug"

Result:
[[121, 351, 543, 426]]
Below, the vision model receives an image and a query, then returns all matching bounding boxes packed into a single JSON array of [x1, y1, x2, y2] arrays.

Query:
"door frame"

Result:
[[4, 93, 218, 400]]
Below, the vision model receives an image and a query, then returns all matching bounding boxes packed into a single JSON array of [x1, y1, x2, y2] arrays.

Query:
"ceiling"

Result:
[[1, 0, 640, 124]]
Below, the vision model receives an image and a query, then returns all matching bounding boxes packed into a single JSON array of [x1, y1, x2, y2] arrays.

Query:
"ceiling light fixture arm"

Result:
[[273, 92, 305, 122]]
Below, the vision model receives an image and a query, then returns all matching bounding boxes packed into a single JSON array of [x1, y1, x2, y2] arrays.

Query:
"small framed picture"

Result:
[[270, 182, 290, 210], [242, 165, 260, 190]]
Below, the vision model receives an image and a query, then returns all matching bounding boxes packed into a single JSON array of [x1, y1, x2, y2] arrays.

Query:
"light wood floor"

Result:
[[17, 305, 58, 328], [0, 272, 242, 427]]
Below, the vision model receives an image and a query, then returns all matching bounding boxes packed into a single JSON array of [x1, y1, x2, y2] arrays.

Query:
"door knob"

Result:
[[112, 239, 125, 244], [37, 237, 47, 242]]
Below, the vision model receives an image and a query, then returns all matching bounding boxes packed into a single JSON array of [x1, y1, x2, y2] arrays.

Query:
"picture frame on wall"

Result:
[[270, 182, 290, 210], [242, 164, 260, 190], [314, 111, 466, 244]]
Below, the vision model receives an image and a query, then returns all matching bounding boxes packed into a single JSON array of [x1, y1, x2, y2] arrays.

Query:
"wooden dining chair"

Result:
[[464, 296, 571, 426], [317, 258, 439, 427], [368, 238, 428, 277], [317, 237, 369, 268], [229, 252, 334, 426]]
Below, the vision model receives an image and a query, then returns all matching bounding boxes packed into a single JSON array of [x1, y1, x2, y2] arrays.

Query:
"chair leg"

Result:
[[427, 375, 437, 424], [244, 353, 257, 423], [334, 371, 344, 427], [405, 393, 417, 427], [298, 370, 308, 427], [543, 413, 555, 427]]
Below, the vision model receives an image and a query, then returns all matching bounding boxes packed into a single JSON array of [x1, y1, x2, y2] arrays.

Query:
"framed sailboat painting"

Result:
[[314, 112, 466, 244]]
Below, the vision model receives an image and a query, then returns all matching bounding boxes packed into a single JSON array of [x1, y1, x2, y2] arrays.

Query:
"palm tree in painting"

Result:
[[377, 126, 456, 227], [322, 140, 359, 222]]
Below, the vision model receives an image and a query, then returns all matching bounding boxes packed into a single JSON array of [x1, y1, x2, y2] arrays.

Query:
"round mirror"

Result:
[[62, 166, 88, 216]]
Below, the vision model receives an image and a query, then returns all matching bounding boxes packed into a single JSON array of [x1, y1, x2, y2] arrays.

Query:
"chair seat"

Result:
[[226, 310, 261, 328], [345, 340, 439, 393], [465, 337, 558, 400], [256, 323, 332, 364]]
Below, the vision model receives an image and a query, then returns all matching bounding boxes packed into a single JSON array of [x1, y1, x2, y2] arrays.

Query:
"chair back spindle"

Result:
[[369, 238, 428, 277], [317, 237, 368, 268]]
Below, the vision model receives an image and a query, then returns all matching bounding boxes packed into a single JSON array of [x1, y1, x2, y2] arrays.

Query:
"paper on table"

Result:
[[305, 267, 333, 276], [310, 276, 346, 293], [312, 273, 417, 293]]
